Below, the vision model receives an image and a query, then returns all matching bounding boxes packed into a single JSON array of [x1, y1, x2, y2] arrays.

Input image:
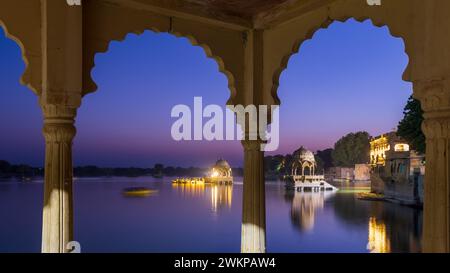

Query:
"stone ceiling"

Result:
[[123, 0, 306, 27], [180, 0, 295, 19]]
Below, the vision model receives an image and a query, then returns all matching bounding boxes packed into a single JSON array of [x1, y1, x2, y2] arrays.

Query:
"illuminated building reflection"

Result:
[[172, 183, 232, 212], [290, 191, 335, 231], [172, 182, 205, 197], [332, 192, 422, 253], [367, 217, 391, 253], [210, 185, 232, 212]]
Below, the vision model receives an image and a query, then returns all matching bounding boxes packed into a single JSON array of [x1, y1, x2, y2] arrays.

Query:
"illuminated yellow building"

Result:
[[370, 131, 425, 205], [370, 132, 410, 167]]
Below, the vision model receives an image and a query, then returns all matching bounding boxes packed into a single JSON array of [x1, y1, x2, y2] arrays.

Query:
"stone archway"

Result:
[[0, 9, 41, 95], [82, 0, 246, 107], [264, 1, 415, 107], [84, 28, 238, 107], [1, 0, 449, 254], [262, 0, 450, 253]]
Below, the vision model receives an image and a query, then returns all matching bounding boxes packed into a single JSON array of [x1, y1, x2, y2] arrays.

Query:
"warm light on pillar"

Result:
[[241, 140, 266, 253], [41, 105, 77, 253]]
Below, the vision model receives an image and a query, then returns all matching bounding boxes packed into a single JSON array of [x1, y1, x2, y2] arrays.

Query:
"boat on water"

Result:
[[123, 187, 157, 197]]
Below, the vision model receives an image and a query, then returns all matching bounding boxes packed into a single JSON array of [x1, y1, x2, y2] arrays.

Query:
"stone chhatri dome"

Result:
[[293, 147, 315, 163], [215, 159, 231, 169], [212, 159, 232, 178]]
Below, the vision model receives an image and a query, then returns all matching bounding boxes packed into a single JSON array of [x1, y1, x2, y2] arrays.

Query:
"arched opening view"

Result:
[[266, 20, 422, 253], [73, 32, 242, 252], [1, 0, 450, 256], [0, 26, 44, 252]]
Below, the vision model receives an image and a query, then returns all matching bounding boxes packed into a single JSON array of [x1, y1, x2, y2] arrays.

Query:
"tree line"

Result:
[[264, 95, 426, 178], [0, 161, 243, 179], [1, 96, 425, 180]]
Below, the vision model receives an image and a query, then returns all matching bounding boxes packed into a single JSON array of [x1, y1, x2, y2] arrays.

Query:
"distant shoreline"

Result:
[[0, 160, 244, 180], [0, 175, 249, 183]]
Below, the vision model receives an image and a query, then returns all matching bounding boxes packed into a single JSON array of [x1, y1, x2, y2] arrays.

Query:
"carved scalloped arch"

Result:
[[173, 31, 237, 106], [0, 20, 38, 95], [84, 27, 237, 106], [271, 16, 412, 106]]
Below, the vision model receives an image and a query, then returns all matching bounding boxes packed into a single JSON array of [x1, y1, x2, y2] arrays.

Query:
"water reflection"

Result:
[[368, 217, 390, 253], [172, 182, 205, 197], [289, 191, 335, 231], [285, 188, 423, 253], [0, 178, 423, 252], [210, 185, 232, 212], [172, 183, 233, 212], [332, 193, 423, 253]]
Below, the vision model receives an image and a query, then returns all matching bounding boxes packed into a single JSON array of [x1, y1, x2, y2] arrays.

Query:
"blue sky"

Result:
[[0, 19, 412, 167]]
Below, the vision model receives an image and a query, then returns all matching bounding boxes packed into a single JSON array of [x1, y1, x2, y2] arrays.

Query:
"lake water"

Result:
[[0, 177, 422, 253]]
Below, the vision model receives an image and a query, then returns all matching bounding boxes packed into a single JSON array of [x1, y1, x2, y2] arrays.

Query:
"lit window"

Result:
[[394, 144, 410, 152]]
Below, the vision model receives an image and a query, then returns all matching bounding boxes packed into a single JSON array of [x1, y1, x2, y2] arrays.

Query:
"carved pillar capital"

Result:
[[422, 119, 450, 140], [414, 77, 450, 252], [414, 78, 450, 139], [41, 104, 77, 143], [414, 78, 450, 113], [41, 104, 77, 121], [241, 139, 265, 151], [40, 103, 78, 253], [43, 124, 76, 143]]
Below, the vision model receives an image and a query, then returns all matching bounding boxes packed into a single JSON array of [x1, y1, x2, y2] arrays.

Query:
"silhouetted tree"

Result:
[[315, 156, 325, 174], [397, 96, 426, 154], [264, 155, 285, 179], [264, 155, 284, 173], [282, 154, 294, 175], [11, 164, 35, 178], [0, 160, 11, 173], [315, 149, 334, 172], [332, 132, 370, 167], [153, 163, 164, 177]]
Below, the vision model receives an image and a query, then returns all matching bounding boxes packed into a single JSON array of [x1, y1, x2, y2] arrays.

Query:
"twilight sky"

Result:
[[0, 19, 412, 168]]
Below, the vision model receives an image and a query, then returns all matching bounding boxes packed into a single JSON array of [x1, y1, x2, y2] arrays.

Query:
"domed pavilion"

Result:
[[206, 159, 233, 184], [288, 147, 337, 192], [212, 159, 232, 177], [291, 147, 317, 176]]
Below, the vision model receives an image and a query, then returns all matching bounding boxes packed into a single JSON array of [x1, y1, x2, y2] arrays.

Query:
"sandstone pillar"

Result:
[[39, 0, 82, 253], [241, 140, 266, 253], [41, 105, 77, 253], [416, 79, 450, 252]]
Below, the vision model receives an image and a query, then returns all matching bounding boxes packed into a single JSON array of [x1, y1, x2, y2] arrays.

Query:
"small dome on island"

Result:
[[211, 159, 232, 178], [215, 159, 231, 169]]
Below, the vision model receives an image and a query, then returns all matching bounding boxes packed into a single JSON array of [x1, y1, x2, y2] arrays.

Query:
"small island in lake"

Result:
[[172, 159, 233, 185]]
